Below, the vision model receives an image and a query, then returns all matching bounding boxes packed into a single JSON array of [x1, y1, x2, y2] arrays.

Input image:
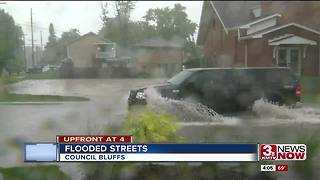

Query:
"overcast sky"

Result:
[[1, 1, 203, 46]]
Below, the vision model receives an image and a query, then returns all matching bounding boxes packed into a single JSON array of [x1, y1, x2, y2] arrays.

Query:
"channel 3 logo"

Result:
[[260, 144, 277, 160], [260, 144, 306, 161]]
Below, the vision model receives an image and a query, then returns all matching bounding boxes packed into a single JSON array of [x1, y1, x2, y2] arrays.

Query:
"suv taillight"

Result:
[[296, 84, 301, 97]]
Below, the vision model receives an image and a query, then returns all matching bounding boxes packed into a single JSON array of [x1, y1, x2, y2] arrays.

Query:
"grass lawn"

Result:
[[26, 70, 60, 79], [301, 93, 320, 108], [0, 165, 70, 180], [300, 76, 320, 94], [1, 70, 60, 85], [1, 75, 26, 84], [0, 71, 89, 102], [0, 93, 89, 102], [299, 76, 320, 107]]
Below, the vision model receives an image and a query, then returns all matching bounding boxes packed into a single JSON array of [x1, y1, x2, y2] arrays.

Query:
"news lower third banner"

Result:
[[25, 143, 258, 162], [24, 136, 307, 162]]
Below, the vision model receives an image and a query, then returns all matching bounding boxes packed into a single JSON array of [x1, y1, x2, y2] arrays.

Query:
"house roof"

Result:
[[67, 32, 112, 46], [197, 1, 213, 45], [239, 22, 320, 40], [256, 23, 320, 37], [134, 37, 185, 48], [197, 1, 262, 44], [269, 35, 317, 46], [268, 34, 294, 42], [238, 13, 281, 29], [211, 1, 261, 29], [197, 1, 320, 46]]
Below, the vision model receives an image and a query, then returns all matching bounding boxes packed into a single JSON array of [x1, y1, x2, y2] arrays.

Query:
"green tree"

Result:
[[143, 4, 202, 67], [127, 21, 158, 44], [183, 40, 205, 68], [143, 3, 197, 41], [100, 2, 109, 27], [47, 23, 57, 47], [56, 28, 80, 60], [60, 28, 80, 42], [114, 1, 135, 46], [43, 23, 58, 64], [0, 9, 24, 75], [98, 2, 201, 65], [100, 1, 136, 46], [43, 26, 80, 64]]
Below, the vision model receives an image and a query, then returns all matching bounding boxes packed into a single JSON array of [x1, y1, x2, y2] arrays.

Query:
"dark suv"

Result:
[[128, 67, 301, 113]]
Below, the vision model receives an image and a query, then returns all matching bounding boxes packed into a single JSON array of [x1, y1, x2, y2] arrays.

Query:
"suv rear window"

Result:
[[190, 70, 233, 91]]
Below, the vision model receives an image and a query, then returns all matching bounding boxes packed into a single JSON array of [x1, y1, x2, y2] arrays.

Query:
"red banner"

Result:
[[275, 164, 288, 172], [57, 135, 132, 143]]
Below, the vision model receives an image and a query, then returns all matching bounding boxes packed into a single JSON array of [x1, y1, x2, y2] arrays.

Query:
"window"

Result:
[[277, 49, 287, 67], [276, 47, 301, 76], [167, 70, 193, 85]]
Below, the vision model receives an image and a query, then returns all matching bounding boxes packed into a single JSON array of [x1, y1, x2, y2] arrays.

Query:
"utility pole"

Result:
[[40, 31, 43, 50], [23, 34, 27, 71], [0, 2, 7, 75], [30, 8, 35, 68], [40, 31, 43, 65]]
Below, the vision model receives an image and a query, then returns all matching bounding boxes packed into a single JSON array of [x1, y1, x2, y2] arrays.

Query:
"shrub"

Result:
[[124, 108, 183, 143], [0, 165, 70, 180]]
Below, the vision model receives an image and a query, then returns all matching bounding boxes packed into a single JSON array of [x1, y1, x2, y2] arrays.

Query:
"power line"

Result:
[[22, 21, 66, 32], [17, 23, 65, 33]]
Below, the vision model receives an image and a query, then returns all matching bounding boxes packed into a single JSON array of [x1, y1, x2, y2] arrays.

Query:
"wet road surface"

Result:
[[1, 79, 320, 179], [1, 79, 164, 179]]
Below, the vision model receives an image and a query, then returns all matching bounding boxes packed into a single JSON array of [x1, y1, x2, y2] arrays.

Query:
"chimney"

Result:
[[261, 1, 272, 16], [251, 7, 261, 18]]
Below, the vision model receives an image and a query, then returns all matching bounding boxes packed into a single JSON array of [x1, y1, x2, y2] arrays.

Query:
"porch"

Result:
[[269, 34, 317, 76], [95, 43, 117, 59]]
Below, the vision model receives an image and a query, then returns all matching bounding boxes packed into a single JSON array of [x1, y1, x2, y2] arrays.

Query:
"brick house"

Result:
[[132, 37, 186, 77], [197, 1, 320, 76]]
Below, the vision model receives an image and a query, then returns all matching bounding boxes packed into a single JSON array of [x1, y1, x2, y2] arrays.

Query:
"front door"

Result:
[[276, 47, 301, 76]]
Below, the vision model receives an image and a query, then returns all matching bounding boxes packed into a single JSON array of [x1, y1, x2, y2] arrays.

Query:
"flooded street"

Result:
[[1, 79, 320, 179], [1, 79, 164, 179]]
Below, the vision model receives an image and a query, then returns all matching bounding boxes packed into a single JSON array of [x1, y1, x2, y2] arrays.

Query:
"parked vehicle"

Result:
[[128, 67, 301, 113], [41, 64, 61, 72], [42, 65, 51, 72], [26, 67, 42, 73]]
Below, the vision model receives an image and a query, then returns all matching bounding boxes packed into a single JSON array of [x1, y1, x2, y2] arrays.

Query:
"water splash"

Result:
[[252, 98, 294, 119], [252, 98, 320, 124], [144, 88, 239, 124], [144, 88, 320, 125]]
